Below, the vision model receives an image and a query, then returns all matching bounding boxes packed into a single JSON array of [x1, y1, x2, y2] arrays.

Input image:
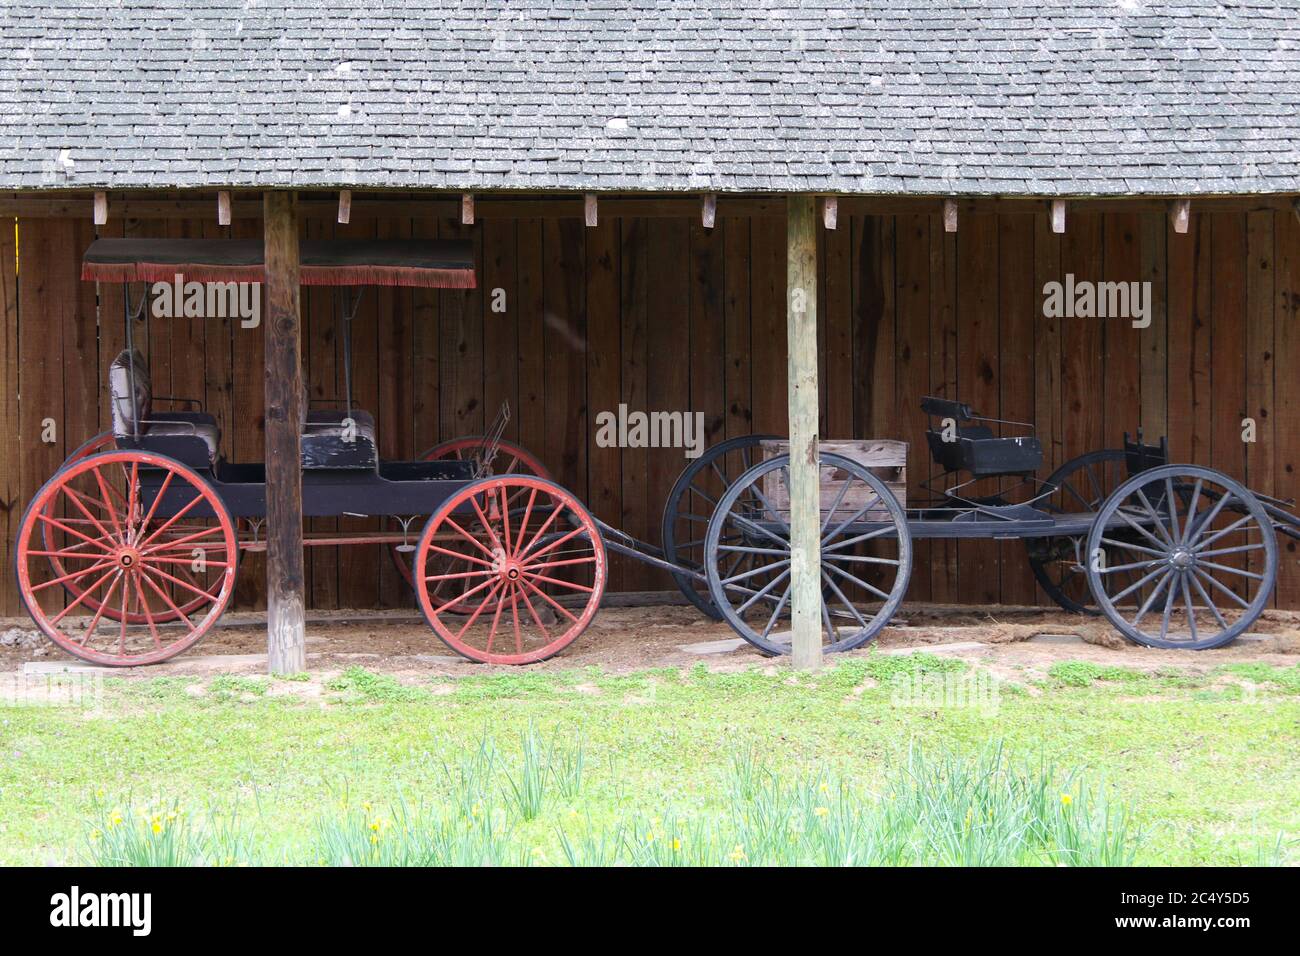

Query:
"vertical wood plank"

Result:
[[411, 215, 441, 455], [691, 219, 727, 449], [894, 212, 932, 602], [619, 218, 650, 590], [1245, 210, 1275, 594], [516, 219, 547, 468], [1060, 212, 1104, 465], [1274, 209, 1300, 606], [1139, 212, 1168, 443], [1209, 212, 1247, 485], [543, 218, 587, 498], [18, 220, 70, 613], [1102, 212, 1143, 446], [647, 218, 690, 579], [928, 212, 959, 602], [822, 214, 853, 438], [956, 212, 1000, 605], [586, 218, 623, 587], [723, 219, 752, 440], [749, 215, 787, 434], [376, 214, 414, 607], [305, 214, 339, 610], [439, 219, 484, 441], [231, 215, 267, 609], [0, 219, 18, 614], [998, 213, 1036, 604], [482, 219, 519, 442]]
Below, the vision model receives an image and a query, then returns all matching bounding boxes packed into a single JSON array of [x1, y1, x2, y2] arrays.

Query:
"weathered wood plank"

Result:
[[998, 213, 1036, 605], [894, 212, 932, 602], [619, 218, 650, 590], [1244, 210, 1275, 596], [750, 215, 787, 434], [0, 217, 17, 614], [1274, 208, 1300, 607], [1138, 212, 1168, 443], [1210, 212, 1247, 484], [723, 218, 752, 441], [586, 218, 623, 587], [928, 212, 959, 602], [1102, 212, 1142, 446]]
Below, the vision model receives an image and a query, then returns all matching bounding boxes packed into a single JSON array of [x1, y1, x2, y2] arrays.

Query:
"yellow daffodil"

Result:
[[814, 806, 829, 818], [671, 837, 682, 852], [728, 845, 746, 862], [818, 781, 829, 794], [151, 821, 163, 835], [1060, 793, 1073, 808], [89, 829, 102, 841]]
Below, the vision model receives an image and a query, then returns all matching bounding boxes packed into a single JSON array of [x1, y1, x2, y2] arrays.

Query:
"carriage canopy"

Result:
[[81, 237, 476, 289]]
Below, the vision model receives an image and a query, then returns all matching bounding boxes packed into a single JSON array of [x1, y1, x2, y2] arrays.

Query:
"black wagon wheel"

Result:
[[1026, 449, 1136, 614], [704, 452, 912, 656], [1086, 464, 1277, 650], [661, 434, 778, 620]]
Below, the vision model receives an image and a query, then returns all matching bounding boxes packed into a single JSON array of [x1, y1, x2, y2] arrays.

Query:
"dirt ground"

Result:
[[3, 596, 1297, 682]]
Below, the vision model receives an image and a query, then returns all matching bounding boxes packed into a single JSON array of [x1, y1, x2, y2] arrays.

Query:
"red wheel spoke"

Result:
[[425, 543, 496, 568], [30, 558, 116, 593], [140, 563, 222, 604], [516, 499, 565, 561], [125, 461, 140, 536], [523, 555, 597, 572], [136, 469, 176, 538], [521, 570, 595, 593], [49, 565, 121, 625], [137, 493, 204, 549], [442, 515, 497, 560], [423, 568, 494, 582], [519, 577, 579, 622], [79, 572, 122, 646], [145, 555, 233, 569], [133, 574, 163, 650], [92, 466, 126, 539], [454, 579, 505, 640], [432, 573, 498, 615], [35, 512, 116, 553], [58, 485, 119, 544], [468, 493, 505, 555], [514, 580, 552, 645], [141, 525, 226, 555], [499, 484, 514, 557], [484, 581, 510, 654], [521, 523, 588, 565], [139, 568, 198, 629], [508, 582, 523, 653]]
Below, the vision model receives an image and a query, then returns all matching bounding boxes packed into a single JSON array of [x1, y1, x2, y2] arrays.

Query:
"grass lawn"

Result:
[[0, 654, 1296, 865]]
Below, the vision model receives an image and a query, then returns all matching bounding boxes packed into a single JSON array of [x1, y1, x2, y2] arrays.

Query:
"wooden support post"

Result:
[[93, 192, 107, 226], [262, 191, 306, 675], [461, 193, 475, 225], [217, 191, 231, 226], [584, 193, 598, 227], [786, 194, 822, 671], [943, 198, 958, 233], [1050, 199, 1067, 234], [822, 196, 838, 230], [701, 193, 717, 229], [337, 190, 351, 224]]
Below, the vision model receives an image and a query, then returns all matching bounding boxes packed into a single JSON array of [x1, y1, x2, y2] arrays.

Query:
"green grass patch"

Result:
[[1, 658, 1295, 865]]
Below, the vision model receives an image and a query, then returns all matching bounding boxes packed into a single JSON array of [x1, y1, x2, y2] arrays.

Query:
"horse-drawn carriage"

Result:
[[13, 238, 1300, 666]]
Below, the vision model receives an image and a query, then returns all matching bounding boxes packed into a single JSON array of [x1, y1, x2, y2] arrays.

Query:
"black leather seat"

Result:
[[920, 396, 1043, 478]]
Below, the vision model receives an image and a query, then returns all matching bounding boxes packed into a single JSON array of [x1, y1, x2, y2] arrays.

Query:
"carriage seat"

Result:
[[109, 349, 220, 467], [301, 408, 378, 469], [920, 396, 1043, 478]]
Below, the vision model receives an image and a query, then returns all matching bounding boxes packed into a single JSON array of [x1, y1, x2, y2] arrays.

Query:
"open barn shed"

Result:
[[1, 2, 1299, 668]]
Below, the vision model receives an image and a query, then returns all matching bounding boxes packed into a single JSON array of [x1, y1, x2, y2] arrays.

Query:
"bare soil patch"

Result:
[[2, 597, 1296, 681]]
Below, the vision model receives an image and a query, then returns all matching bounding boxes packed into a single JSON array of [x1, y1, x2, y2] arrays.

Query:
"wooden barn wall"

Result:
[[2, 208, 1299, 615]]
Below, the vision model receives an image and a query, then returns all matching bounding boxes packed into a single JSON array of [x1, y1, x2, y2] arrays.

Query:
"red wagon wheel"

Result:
[[16, 450, 237, 666], [42, 432, 215, 625], [389, 436, 552, 593], [414, 475, 606, 664]]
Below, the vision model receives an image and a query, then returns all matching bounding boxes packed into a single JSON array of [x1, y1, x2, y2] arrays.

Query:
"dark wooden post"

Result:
[[263, 191, 306, 674], [787, 195, 822, 670]]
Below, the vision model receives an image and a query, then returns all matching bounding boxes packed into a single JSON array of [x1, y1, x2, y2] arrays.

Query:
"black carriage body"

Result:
[[133, 452, 478, 519]]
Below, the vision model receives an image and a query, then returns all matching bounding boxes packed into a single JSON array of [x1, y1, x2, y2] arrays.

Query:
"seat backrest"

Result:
[[920, 396, 976, 422], [1123, 431, 1169, 476], [108, 349, 151, 437]]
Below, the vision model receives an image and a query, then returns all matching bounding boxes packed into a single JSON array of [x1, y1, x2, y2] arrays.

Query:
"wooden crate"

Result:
[[759, 439, 906, 521]]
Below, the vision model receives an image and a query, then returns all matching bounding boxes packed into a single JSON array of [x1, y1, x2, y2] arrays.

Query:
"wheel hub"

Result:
[[116, 548, 141, 570], [1168, 548, 1194, 569]]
